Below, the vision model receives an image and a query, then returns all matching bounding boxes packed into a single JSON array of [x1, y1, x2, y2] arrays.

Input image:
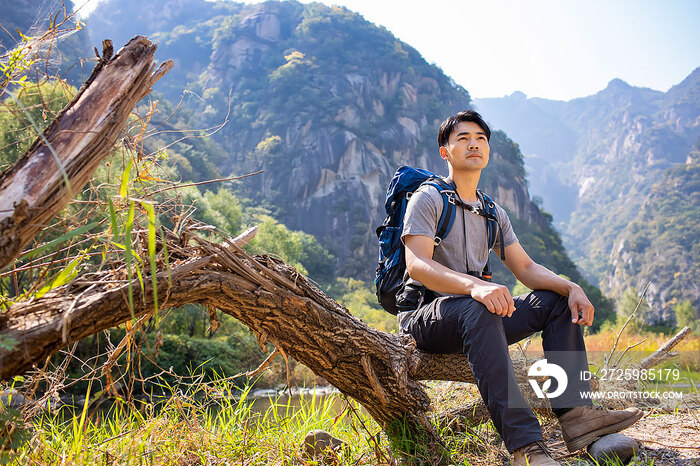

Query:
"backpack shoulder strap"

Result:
[[421, 177, 457, 246], [477, 190, 505, 260]]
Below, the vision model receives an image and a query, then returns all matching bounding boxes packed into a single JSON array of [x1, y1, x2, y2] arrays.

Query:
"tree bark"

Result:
[[0, 36, 172, 270]]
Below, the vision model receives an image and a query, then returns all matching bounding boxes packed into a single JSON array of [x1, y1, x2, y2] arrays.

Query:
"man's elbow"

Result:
[[405, 260, 418, 280], [511, 260, 539, 283], [405, 256, 425, 281]]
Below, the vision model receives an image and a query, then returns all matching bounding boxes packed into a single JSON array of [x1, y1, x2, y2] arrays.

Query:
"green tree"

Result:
[[616, 287, 650, 333], [247, 215, 334, 284], [201, 188, 243, 236], [249, 215, 307, 273], [581, 282, 616, 332], [674, 299, 698, 333], [174, 186, 243, 237]]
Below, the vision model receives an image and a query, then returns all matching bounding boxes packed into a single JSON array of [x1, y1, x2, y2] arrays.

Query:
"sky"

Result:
[[74, 0, 700, 101]]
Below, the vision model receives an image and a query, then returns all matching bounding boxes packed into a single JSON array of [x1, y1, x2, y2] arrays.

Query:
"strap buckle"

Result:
[[448, 192, 482, 215], [433, 236, 442, 246]]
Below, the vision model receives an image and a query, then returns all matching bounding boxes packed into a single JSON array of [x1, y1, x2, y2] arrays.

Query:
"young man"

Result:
[[397, 110, 642, 465]]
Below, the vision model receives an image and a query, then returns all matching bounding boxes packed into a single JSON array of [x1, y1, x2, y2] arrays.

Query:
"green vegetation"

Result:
[[248, 215, 335, 279], [0, 79, 75, 170], [10, 381, 391, 464], [326, 278, 397, 333], [7, 367, 691, 465], [0, 70, 334, 394], [613, 288, 651, 334], [675, 299, 699, 333], [54, 319, 321, 398]]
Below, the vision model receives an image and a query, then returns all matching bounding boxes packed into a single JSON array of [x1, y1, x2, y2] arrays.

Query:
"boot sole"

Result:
[[566, 410, 644, 452]]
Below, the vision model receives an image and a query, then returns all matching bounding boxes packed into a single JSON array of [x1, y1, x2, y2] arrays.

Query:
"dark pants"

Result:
[[399, 290, 592, 452]]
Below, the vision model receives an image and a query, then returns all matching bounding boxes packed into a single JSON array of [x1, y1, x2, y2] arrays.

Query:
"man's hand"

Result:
[[471, 282, 516, 317], [568, 285, 594, 326]]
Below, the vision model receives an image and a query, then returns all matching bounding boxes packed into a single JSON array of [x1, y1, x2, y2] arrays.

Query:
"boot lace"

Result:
[[523, 440, 555, 460]]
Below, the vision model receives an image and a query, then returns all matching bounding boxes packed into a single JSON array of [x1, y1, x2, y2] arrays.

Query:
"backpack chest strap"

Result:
[[446, 192, 497, 221]]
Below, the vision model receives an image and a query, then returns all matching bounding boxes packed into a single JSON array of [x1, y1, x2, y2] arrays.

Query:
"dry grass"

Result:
[[521, 328, 700, 354]]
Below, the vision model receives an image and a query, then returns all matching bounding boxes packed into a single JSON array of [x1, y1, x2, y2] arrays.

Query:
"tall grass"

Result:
[[10, 363, 691, 465], [11, 379, 394, 465]]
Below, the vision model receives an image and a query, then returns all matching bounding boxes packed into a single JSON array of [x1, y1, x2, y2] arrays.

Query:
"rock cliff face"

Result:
[[476, 69, 700, 320], [605, 145, 700, 324], [195, 5, 551, 278], [85, 0, 579, 284]]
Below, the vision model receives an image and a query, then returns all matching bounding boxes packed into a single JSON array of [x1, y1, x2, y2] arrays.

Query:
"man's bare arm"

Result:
[[503, 242, 594, 326], [404, 234, 516, 317]]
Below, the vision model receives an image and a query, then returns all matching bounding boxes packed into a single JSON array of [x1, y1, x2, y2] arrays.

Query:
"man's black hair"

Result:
[[438, 110, 491, 147]]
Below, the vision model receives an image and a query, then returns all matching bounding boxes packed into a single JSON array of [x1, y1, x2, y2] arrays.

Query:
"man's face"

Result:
[[440, 121, 490, 172]]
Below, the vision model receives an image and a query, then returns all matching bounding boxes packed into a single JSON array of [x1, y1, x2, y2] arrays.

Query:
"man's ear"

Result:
[[439, 146, 448, 161]]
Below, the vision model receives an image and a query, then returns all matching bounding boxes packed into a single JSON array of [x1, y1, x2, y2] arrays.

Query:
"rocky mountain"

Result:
[[609, 148, 700, 323], [85, 0, 573, 282], [475, 69, 700, 323]]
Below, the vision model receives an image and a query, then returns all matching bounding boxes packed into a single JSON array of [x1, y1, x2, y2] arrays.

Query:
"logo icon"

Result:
[[528, 359, 568, 399]]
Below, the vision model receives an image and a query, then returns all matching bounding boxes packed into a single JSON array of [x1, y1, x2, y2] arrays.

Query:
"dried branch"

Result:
[[637, 326, 691, 370]]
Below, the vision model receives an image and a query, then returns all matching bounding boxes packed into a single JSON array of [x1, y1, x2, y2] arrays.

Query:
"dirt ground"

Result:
[[545, 410, 700, 465], [619, 411, 700, 465], [429, 382, 700, 465]]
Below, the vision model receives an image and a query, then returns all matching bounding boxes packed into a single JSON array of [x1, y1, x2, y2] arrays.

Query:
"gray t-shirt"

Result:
[[400, 182, 519, 296]]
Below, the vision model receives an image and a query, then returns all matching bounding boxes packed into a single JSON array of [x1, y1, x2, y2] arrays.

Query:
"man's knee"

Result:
[[527, 290, 569, 314], [443, 297, 507, 348], [472, 302, 504, 329]]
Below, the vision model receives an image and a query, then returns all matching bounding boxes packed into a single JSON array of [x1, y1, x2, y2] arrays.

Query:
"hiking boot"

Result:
[[558, 405, 643, 452], [512, 441, 560, 465]]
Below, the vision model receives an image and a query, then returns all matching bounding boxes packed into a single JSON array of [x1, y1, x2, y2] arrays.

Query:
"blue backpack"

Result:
[[374, 166, 504, 314]]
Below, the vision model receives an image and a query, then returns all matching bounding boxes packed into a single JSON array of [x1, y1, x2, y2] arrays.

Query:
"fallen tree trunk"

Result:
[[0, 222, 539, 461], [0, 231, 444, 459], [0, 36, 172, 270]]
